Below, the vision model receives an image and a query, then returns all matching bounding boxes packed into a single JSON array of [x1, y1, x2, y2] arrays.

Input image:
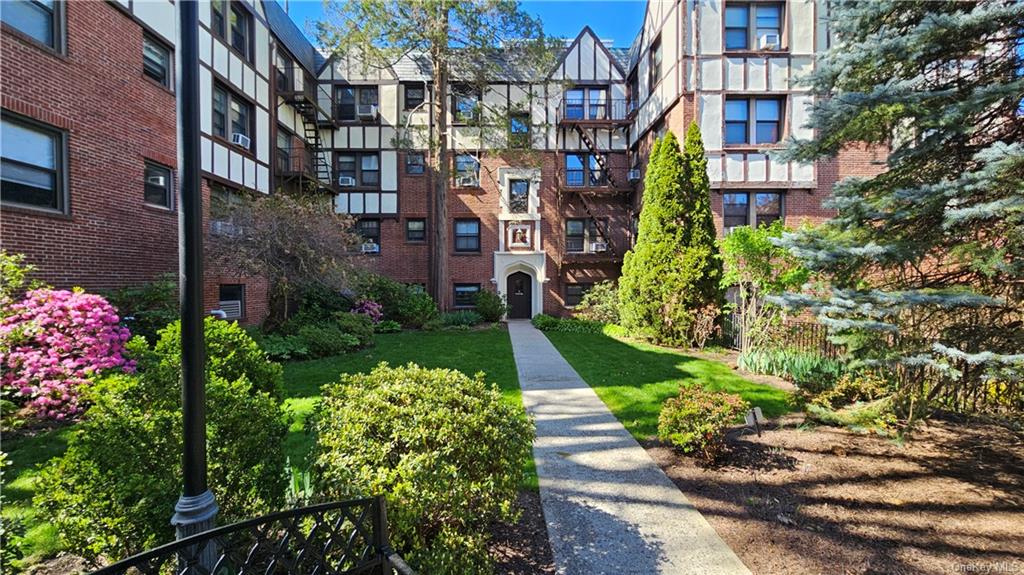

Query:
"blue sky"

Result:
[[278, 0, 646, 50]]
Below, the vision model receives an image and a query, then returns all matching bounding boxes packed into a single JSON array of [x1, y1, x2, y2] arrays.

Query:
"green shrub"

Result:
[[737, 347, 845, 393], [530, 314, 560, 331], [530, 314, 605, 333], [474, 290, 507, 322], [573, 281, 620, 324], [298, 324, 360, 357], [35, 324, 287, 563], [310, 363, 533, 573], [104, 275, 178, 344], [440, 310, 483, 327], [299, 283, 353, 316], [658, 386, 749, 462], [396, 290, 438, 328], [331, 312, 375, 347], [353, 274, 409, 320], [805, 397, 897, 434], [811, 371, 889, 410], [375, 319, 402, 333], [260, 333, 311, 361], [1, 451, 25, 572], [149, 317, 283, 399]]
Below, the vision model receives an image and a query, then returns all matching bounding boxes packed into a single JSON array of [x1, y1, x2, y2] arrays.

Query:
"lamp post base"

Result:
[[171, 490, 219, 538]]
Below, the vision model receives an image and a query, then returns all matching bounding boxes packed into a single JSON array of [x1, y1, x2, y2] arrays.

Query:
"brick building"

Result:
[[1, 0, 867, 324]]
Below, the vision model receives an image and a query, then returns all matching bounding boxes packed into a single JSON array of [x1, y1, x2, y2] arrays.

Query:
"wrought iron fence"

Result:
[[91, 497, 415, 575], [723, 316, 843, 358]]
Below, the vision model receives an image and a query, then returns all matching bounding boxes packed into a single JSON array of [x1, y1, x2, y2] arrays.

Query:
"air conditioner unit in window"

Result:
[[456, 175, 479, 188], [589, 241, 608, 253], [146, 175, 166, 187], [627, 169, 642, 183], [356, 104, 379, 120], [758, 33, 780, 50], [338, 176, 357, 187], [231, 132, 251, 148], [217, 300, 242, 320], [361, 242, 380, 254]]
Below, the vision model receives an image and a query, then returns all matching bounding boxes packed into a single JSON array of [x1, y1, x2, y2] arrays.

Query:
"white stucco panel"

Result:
[[792, 161, 815, 182], [699, 58, 721, 91], [768, 58, 789, 91], [706, 153, 723, 182], [381, 151, 398, 191], [789, 0, 816, 55], [747, 58, 767, 91], [255, 109, 269, 163], [725, 58, 745, 90], [256, 165, 269, 194], [199, 28, 212, 65], [200, 68, 212, 134], [725, 154, 744, 181], [747, 154, 767, 181], [213, 42, 229, 78], [134, 0, 174, 44], [697, 0, 723, 55], [229, 151, 243, 185], [213, 143, 228, 178], [379, 84, 399, 126], [254, 24, 269, 75], [699, 94, 723, 150], [790, 94, 814, 140], [769, 156, 789, 181], [201, 137, 212, 172]]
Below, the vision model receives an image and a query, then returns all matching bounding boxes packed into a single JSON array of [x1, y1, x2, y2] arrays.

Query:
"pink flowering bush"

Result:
[[350, 299, 384, 324], [0, 288, 135, 420]]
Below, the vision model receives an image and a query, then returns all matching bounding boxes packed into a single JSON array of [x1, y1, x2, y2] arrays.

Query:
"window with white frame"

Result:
[[508, 179, 529, 213], [1, 113, 66, 213]]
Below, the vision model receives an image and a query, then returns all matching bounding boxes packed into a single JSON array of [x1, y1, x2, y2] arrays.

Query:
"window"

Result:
[[452, 87, 480, 123], [143, 34, 171, 88], [508, 179, 529, 214], [2, 0, 61, 50], [229, 3, 251, 60], [336, 153, 380, 188], [565, 218, 599, 253], [648, 36, 662, 96], [406, 152, 425, 175], [724, 97, 783, 145], [509, 112, 530, 148], [335, 86, 379, 122], [565, 283, 593, 307], [357, 218, 381, 246], [564, 87, 608, 120], [210, 184, 245, 224], [211, 0, 226, 38], [276, 127, 292, 173], [454, 284, 481, 307], [213, 84, 253, 149], [723, 192, 783, 231], [275, 51, 294, 93], [406, 218, 426, 242], [1, 114, 66, 213], [454, 154, 479, 186], [454, 218, 480, 252], [724, 3, 783, 51], [144, 162, 172, 208], [564, 154, 607, 187], [404, 84, 425, 110], [218, 284, 245, 320]]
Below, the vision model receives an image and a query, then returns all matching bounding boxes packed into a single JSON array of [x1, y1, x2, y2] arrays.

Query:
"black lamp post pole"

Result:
[[171, 0, 218, 539]]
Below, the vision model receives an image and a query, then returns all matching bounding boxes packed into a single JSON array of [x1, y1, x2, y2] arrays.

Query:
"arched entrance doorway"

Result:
[[506, 271, 532, 319]]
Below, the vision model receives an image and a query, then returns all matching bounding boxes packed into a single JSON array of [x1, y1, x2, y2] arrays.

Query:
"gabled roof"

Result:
[[548, 26, 627, 79], [262, 0, 326, 75]]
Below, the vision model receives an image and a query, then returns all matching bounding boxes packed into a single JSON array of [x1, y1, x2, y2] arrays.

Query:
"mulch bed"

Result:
[[644, 415, 1024, 575], [490, 490, 556, 575]]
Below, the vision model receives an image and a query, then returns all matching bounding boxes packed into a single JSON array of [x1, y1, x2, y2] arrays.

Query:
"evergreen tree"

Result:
[[620, 127, 723, 346], [774, 0, 1024, 410]]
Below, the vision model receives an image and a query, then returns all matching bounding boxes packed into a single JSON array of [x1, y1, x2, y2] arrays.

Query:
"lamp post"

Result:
[[171, 0, 219, 539]]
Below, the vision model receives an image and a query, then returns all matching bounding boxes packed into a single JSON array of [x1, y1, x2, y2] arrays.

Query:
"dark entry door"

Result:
[[506, 272, 532, 319]]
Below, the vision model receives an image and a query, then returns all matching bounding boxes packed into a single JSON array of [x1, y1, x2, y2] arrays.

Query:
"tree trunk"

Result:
[[428, 10, 450, 309]]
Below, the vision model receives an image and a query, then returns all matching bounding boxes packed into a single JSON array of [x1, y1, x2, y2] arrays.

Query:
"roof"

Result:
[[262, 0, 326, 74], [608, 47, 631, 71]]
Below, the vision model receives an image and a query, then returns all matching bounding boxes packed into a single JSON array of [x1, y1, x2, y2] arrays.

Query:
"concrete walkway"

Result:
[[507, 320, 751, 575]]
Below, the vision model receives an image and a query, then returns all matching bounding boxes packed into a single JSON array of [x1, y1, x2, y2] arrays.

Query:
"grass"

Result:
[[281, 326, 535, 488], [544, 330, 794, 440]]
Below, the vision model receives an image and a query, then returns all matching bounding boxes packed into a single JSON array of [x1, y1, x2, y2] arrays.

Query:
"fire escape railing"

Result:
[[275, 64, 335, 191]]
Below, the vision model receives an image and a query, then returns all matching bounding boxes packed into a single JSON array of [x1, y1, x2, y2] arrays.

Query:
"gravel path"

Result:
[[507, 320, 751, 575]]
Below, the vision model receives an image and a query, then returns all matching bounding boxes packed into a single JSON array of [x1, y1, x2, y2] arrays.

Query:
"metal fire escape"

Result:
[[275, 65, 335, 193]]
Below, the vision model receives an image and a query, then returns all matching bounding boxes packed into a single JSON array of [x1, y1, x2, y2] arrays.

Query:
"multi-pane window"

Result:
[[509, 113, 530, 148], [565, 283, 593, 307], [276, 127, 292, 173], [335, 86, 379, 122], [404, 84, 425, 110], [452, 88, 480, 123], [211, 0, 226, 37], [336, 153, 380, 188], [454, 218, 481, 252], [1, 114, 66, 213], [2, 0, 61, 50], [406, 218, 426, 242], [213, 84, 253, 149], [508, 179, 529, 214], [143, 34, 171, 88], [144, 161, 172, 209], [210, 184, 245, 226], [564, 154, 607, 187], [229, 3, 251, 60], [724, 3, 783, 51], [724, 192, 783, 231], [406, 152, 425, 175], [725, 98, 783, 145], [357, 218, 381, 247], [454, 284, 481, 308], [275, 51, 294, 93], [565, 218, 599, 253], [454, 154, 479, 186], [218, 284, 245, 320], [564, 87, 608, 120], [648, 36, 662, 96]]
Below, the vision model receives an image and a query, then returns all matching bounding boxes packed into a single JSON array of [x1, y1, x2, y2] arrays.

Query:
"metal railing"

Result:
[[276, 146, 332, 183], [559, 99, 633, 122], [563, 169, 608, 188], [91, 497, 415, 575], [276, 64, 334, 124]]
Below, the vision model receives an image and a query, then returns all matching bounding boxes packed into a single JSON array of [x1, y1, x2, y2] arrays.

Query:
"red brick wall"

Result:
[[1, 2, 178, 290]]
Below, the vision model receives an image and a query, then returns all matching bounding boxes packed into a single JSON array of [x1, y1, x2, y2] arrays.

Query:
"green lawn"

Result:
[[281, 326, 534, 487], [544, 330, 793, 440]]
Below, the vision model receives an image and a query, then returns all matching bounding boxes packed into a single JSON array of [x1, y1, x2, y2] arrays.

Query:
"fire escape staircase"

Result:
[[289, 99, 333, 191]]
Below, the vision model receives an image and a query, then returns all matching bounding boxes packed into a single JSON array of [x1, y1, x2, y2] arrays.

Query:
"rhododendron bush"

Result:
[[0, 288, 135, 419], [350, 299, 383, 324]]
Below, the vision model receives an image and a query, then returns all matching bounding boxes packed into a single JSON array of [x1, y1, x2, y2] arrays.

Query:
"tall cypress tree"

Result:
[[620, 128, 723, 345], [774, 0, 1024, 408]]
